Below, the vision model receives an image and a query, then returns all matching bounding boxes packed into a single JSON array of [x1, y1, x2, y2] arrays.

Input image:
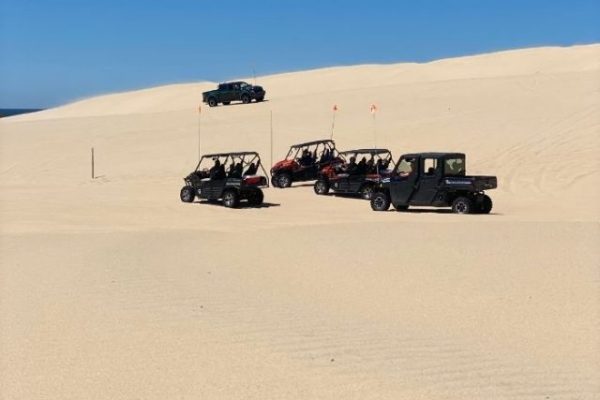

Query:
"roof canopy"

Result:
[[290, 139, 335, 148], [340, 148, 392, 156], [401, 152, 465, 159], [201, 151, 260, 158]]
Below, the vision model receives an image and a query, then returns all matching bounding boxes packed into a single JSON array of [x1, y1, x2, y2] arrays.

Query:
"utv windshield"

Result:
[[444, 157, 465, 176]]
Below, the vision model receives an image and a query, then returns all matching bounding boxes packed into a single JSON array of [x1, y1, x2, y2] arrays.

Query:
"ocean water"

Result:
[[0, 108, 43, 118]]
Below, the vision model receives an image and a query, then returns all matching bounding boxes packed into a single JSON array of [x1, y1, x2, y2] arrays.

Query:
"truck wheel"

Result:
[[180, 186, 195, 203], [371, 192, 391, 211], [247, 189, 264, 206], [222, 190, 240, 208], [208, 97, 218, 107], [359, 184, 375, 200], [314, 180, 329, 195], [393, 204, 409, 211], [277, 173, 292, 188], [256, 96, 264, 102], [452, 196, 473, 214], [241, 94, 250, 104], [222, 101, 231, 105], [480, 195, 493, 214]]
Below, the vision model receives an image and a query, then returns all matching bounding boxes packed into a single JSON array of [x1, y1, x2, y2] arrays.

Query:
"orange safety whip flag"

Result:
[[198, 105, 202, 114], [333, 104, 338, 112], [370, 104, 378, 114]]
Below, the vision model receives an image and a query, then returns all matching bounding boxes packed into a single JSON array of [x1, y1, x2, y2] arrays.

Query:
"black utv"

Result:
[[314, 148, 395, 199], [271, 139, 340, 188], [370, 152, 497, 214], [180, 152, 268, 208]]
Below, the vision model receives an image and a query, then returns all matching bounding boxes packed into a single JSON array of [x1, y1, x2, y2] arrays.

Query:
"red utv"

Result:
[[314, 148, 395, 200], [270, 139, 340, 188]]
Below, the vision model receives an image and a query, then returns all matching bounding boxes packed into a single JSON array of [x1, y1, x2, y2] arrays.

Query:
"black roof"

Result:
[[201, 151, 260, 158], [290, 139, 335, 148], [401, 152, 465, 159], [340, 148, 392, 156]]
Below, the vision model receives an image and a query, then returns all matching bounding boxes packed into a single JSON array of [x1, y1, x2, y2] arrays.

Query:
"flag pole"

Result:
[[370, 104, 379, 175], [330, 104, 337, 140], [197, 105, 202, 161], [270, 110, 273, 170], [370, 104, 378, 148]]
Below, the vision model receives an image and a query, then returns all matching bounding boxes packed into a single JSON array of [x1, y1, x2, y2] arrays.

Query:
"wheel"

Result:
[[393, 204, 409, 211], [270, 176, 280, 188], [370, 192, 391, 211], [255, 96, 264, 102], [241, 94, 251, 104], [207, 97, 218, 107], [247, 189, 264, 206], [479, 195, 493, 214], [222, 190, 240, 208], [452, 196, 473, 214], [277, 173, 292, 188], [180, 186, 195, 203], [359, 184, 375, 200], [222, 101, 231, 105], [314, 180, 329, 195]]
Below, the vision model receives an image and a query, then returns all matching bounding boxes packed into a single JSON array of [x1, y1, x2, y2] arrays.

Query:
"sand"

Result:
[[1, 44, 599, 399]]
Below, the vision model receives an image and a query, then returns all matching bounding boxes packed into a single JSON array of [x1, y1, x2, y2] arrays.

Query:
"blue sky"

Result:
[[1, 0, 599, 108]]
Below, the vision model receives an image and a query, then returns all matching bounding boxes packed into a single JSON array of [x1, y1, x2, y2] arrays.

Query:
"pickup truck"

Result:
[[202, 81, 265, 107]]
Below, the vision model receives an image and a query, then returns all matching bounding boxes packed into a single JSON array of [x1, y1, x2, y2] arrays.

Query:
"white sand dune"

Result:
[[1, 44, 599, 399]]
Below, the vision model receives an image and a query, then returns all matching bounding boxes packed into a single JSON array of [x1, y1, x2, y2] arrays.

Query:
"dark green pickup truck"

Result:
[[202, 81, 266, 107]]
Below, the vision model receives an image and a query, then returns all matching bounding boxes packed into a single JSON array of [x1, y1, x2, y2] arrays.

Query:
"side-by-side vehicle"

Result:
[[369, 152, 497, 213], [180, 152, 268, 208], [314, 148, 395, 199], [271, 139, 340, 188]]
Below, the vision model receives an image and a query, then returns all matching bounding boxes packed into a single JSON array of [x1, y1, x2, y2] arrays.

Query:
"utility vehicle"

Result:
[[369, 152, 497, 213], [314, 148, 394, 199], [180, 151, 268, 208], [271, 139, 339, 188]]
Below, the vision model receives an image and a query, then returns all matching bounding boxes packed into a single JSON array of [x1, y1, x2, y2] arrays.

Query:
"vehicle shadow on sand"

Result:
[[195, 200, 280, 209], [398, 208, 453, 214], [394, 209, 502, 215], [275, 183, 314, 189], [218, 100, 270, 107], [318, 195, 501, 215]]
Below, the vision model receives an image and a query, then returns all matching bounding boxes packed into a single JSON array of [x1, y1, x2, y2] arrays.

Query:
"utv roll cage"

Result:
[[284, 139, 338, 160], [337, 148, 396, 171], [195, 151, 270, 186]]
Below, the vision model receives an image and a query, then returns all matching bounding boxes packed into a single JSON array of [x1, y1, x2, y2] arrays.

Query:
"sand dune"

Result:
[[1, 44, 599, 399]]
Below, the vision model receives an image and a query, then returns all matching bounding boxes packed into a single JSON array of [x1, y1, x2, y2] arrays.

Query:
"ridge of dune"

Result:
[[6, 43, 600, 120]]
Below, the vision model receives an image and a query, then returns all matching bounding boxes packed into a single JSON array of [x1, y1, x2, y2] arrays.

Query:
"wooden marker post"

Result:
[[91, 147, 95, 179]]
